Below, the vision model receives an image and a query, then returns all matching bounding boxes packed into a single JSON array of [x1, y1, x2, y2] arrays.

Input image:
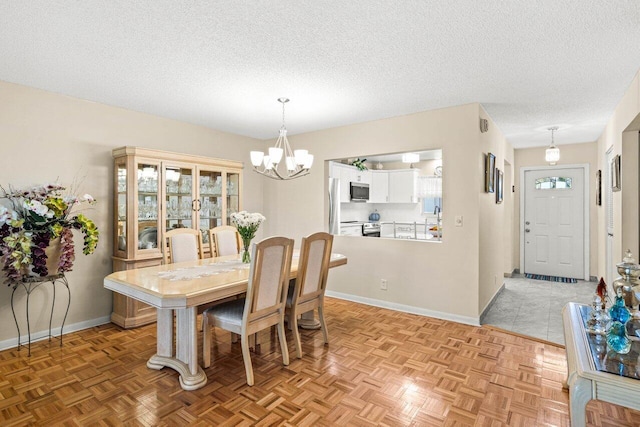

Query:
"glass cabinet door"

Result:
[[198, 169, 223, 244], [115, 161, 127, 254], [136, 162, 160, 251], [226, 171, 240, 224], [164, 166, 196, 232]]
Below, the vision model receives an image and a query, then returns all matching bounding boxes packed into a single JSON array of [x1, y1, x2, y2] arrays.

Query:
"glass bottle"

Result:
[[607, 288, 631, 354]]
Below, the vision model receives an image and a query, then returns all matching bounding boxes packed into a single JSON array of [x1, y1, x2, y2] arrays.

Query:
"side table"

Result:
[[562, 302, 640, 426], [11, 273, 71, 356]]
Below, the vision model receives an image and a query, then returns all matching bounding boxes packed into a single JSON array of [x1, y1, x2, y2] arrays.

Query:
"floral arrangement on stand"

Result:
[[0, 183, 99, 284], [229, 211, 265, 263]]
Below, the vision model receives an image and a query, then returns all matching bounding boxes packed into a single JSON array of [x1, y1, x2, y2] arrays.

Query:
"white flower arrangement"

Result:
[[230, 211, 265, 263], [230, 211, 265, 229]]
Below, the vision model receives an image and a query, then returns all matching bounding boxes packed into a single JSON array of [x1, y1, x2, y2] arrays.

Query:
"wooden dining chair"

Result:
[[202, 236, 294, 386], [163, 228, 204, 264], [208, 225, 241, 257], [286, 232, 334, 358]]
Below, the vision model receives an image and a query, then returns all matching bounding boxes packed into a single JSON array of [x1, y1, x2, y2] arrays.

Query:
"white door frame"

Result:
[[605, 147, 615, 285], [519, 164, 590, 280]]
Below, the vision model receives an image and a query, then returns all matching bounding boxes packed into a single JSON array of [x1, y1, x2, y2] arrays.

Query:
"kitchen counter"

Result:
[[380, 221, 441, 241], [339, 220, 441, 240], [339, 222, 363, 236]]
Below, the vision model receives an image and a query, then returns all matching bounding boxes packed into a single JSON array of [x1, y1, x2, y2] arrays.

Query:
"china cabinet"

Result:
[[111, 146, 243, 328]]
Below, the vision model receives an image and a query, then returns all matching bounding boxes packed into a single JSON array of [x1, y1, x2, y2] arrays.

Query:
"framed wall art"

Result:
[[611, 154, 621, 192], [496, 168, 503, 204], [485, 152, 496, 193], [596, 169, 602, 205]]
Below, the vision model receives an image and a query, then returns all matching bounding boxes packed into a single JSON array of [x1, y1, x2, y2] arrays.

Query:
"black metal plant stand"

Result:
[[10, 273, 71, 356]]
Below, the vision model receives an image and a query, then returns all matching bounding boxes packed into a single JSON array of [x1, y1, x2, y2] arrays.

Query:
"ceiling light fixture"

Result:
[[402, 152, 420, 168], [250, 98, 313, 180], [545, 126, 560, 165]]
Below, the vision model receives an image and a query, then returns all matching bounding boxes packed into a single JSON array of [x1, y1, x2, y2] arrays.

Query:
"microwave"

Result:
[[350, 182, 369, 202]]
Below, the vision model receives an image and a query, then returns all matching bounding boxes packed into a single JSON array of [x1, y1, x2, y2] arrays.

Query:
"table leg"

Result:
[[568, 374, 591, 427], [156, 308, 173, 357], [297, 310, 321, 330], [147, 307, 207, 390]]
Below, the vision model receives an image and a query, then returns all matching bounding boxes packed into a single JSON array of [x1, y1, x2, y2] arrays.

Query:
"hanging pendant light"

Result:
[[250, 98, 313, 180], [545, 126, 560, 165]]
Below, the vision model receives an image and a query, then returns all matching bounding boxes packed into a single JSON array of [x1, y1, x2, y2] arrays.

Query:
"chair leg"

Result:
[[253, 333, 260, 354], [318, 306, 329, 344], [287, 312, 293, 331], [202, 314, 211, 368], [277, 320, 290, 366], [240, 333, 254, 386], [290, 315, 302, 359]]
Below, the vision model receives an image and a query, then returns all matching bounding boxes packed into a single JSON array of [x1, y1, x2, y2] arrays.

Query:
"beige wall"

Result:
[[513, 142, 598, 278], [478, 106, 514, 314], [0, 80, 264, 345], [3, 81, 515, 342], [261, 103, 512, 323], [596, 70, 640, 280]]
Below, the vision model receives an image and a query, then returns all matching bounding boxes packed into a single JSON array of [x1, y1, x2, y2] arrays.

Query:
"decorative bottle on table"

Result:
[[607, 287, 631, 354]]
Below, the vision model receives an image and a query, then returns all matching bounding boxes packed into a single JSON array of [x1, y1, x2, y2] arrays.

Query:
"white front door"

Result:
[[523, 167, 585, 279]]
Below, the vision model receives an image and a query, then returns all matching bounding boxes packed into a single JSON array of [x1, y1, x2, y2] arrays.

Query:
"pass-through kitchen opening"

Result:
[[328, 149, 442, 241]]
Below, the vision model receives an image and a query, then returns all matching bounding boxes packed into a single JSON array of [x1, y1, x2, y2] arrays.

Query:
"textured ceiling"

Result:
[[1, 1, 639, 148]]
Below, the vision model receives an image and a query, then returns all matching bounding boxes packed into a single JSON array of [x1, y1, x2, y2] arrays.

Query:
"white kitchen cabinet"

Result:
[[340, 223, 363, 236], [370, 171, 389, 203], [329, 161, 341, 179], [331, 162, 371, 202], [352, 169, 371, 184], [329, 162, 350, 202], [388, 169, 419, 203], [339, 166, 353, 202]]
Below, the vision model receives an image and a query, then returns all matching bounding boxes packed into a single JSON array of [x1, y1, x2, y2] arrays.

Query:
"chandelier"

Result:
[[250, 98, 314, 180], [545, 126, 560, 165]]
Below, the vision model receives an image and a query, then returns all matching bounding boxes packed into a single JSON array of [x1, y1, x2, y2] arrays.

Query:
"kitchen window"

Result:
[[422, 197, 442, 215]]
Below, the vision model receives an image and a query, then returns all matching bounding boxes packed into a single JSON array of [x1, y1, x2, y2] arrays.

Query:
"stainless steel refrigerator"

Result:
[[328, 178, 340, 234]]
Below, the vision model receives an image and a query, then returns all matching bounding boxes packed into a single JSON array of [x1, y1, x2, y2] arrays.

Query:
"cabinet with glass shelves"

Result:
[[112, 147, 243, 328]]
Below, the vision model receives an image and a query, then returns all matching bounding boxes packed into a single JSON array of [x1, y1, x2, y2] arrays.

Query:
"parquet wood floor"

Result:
[[1, 298, 639, 426]]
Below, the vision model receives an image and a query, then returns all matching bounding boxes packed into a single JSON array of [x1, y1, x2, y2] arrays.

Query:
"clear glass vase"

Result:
[[242, 238, 251, 263]]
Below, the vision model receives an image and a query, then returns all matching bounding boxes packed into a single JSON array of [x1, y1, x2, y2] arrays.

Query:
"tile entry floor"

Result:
[[481, 274, 596, 345]]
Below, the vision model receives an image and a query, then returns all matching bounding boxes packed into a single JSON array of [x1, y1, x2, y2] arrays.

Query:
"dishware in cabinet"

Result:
[[113, 155, 162, 263], [197, 168, 241, 246], [111, 147, 243, 328], [163, 162, 197, 234]]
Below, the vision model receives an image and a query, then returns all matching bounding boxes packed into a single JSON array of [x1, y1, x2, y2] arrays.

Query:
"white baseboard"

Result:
[[325, 291, 480, 326], [0, 316, 112, 352]]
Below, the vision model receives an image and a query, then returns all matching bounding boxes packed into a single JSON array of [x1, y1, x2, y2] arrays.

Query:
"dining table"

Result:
[[103, 252, 347, 390]]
